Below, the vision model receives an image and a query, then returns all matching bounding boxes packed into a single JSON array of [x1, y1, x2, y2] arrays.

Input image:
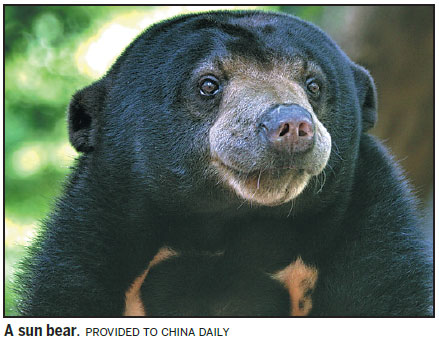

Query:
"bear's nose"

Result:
[[259, 104, 315, 153]]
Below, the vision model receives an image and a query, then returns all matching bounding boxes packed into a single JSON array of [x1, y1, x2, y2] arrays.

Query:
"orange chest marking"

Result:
[[124, 250, 318, 317], [272, 257, 318, 316], [124, 247, 178, 316]]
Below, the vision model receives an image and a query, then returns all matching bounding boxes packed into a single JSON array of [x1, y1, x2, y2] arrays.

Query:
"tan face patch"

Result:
[[124, 247, 178, 316], [272, 257, 319, 316], [209, 57, 331, 206]]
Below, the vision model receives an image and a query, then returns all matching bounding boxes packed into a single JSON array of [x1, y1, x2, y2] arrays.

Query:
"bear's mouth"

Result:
[[212, 157, 311, 206]]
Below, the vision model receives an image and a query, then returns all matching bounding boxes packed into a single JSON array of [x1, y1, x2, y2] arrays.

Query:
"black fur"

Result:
[[141, 252, 291, 316], [17, 10, 432, 317]]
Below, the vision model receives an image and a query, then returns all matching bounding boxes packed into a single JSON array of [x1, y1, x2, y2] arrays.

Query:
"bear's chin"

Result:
[[212, 159, 312, 206]]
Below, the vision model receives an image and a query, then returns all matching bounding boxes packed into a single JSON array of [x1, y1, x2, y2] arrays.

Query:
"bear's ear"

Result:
[[68, 80, 105, 152], [351, 64, 377, 132]]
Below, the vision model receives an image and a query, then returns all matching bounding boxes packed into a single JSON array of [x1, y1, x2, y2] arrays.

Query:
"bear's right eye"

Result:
[[305, 77, 321, 97], [199, 76, 220, 96]]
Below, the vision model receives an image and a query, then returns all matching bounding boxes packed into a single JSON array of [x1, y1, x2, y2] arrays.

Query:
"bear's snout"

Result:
[[258, 104, 315, 154]]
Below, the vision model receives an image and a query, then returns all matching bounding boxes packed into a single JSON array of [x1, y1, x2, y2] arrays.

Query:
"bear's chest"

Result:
[[163, 216, 303, 272]]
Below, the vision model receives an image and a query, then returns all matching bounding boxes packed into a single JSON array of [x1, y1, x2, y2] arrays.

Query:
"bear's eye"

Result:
[[306, 78, 321, 96], [199, 76, 220, 96]]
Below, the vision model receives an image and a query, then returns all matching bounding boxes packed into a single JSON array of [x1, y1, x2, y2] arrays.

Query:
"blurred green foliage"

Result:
[[4, 5, 323, 316], [6, 6, 134, 222]]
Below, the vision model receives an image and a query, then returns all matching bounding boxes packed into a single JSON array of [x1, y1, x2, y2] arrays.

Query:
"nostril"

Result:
[[279, 123, 289, 137], [298, 122, 313, 138]]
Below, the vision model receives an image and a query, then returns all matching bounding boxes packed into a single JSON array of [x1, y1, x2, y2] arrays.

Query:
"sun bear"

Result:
[[18, 10, 432, 317]]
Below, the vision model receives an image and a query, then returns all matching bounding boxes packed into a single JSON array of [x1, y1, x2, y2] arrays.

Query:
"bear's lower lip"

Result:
[[211, 157, 303, 179], [212, 157, 305, 178], [211, 157, 310, 205], [211, 157, 306, 190]]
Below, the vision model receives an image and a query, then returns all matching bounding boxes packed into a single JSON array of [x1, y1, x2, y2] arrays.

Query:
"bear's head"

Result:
[[68, 11, 377, 212]]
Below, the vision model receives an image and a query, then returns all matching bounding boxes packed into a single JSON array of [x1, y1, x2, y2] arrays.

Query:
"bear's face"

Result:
[[206, 56, 331, 206], [68, 11, 376, 211]]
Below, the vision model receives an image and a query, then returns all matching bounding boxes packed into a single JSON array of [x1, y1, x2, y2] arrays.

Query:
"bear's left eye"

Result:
[[199, 76, 220, 96], [306, 78, 321, 96]]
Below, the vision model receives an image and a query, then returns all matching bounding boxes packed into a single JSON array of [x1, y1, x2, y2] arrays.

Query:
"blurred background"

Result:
[[4, 5, 433, 315]]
